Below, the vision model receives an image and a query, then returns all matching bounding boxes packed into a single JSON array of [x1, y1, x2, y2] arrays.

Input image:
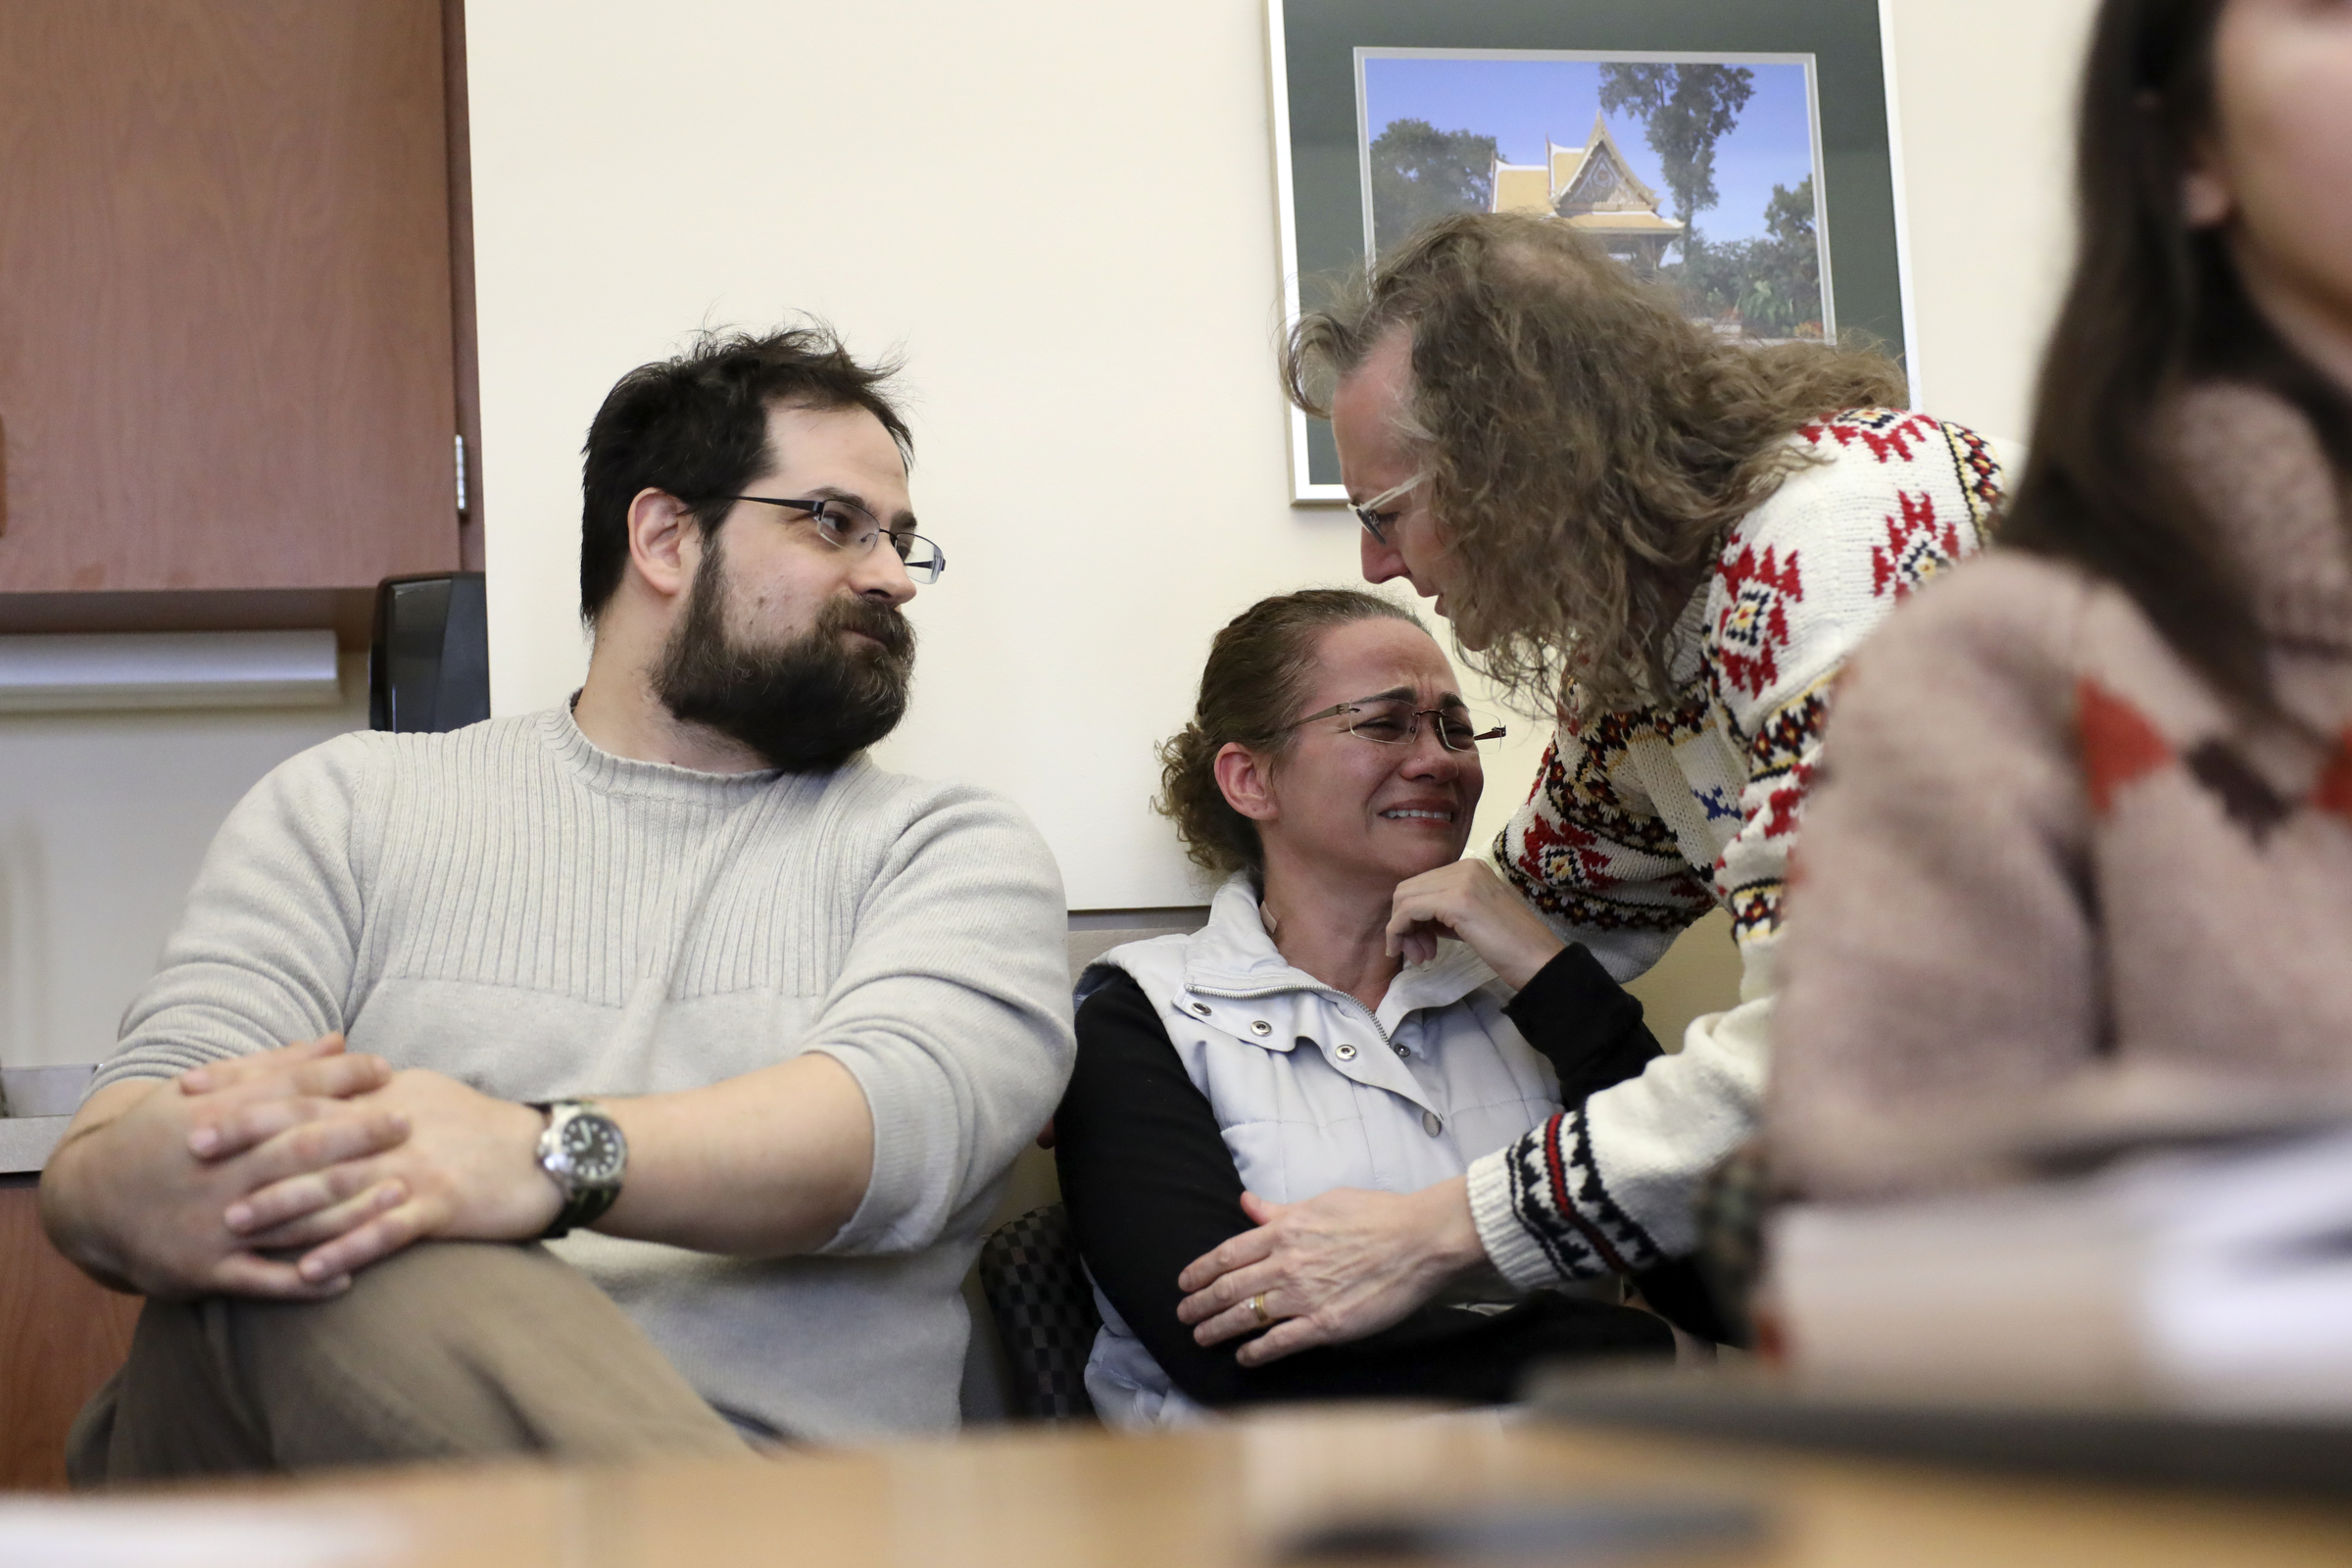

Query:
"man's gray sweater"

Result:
[[96, 707, 1075, 1443]]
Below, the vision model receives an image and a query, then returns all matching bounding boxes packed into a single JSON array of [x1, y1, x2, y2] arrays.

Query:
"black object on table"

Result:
[[1531, 1366, 2352, 1500]]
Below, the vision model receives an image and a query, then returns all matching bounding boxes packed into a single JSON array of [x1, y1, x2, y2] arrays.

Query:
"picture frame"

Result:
[[1268, 0, 1913, 504]]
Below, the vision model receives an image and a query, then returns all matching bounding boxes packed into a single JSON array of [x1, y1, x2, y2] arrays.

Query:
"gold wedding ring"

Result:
[[1249, 1294, 1272, 1326]]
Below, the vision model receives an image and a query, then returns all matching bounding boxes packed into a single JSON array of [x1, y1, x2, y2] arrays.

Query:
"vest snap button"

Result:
[[1250, 1019, 1272, 1036], [1334, 1043, 1358, 1061], [1393, 1044, 1409, 1058], [1190, 1002, 1211, 1016], [1422, 1109, 1443, 1137]]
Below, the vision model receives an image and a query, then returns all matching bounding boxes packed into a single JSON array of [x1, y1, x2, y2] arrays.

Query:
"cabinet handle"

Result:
[[0, 411, 8, 538]]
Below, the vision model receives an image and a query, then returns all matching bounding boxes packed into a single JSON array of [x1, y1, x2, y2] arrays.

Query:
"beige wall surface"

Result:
[[466, 0, 1556, 911], [1886, 0, 2099, 442], [0, 660, 368, 1069]]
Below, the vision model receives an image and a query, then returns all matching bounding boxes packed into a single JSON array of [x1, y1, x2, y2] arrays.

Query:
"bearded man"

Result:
[[42, 327, 1075, 1479]]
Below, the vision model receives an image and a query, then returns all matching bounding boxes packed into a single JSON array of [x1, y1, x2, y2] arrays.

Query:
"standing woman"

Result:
[[1773, 0, 2352, 1191], [1177, 213, 2006, 1362]]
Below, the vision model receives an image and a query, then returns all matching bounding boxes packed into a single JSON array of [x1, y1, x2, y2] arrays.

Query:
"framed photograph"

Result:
[[1269, 0, 1910, 503]]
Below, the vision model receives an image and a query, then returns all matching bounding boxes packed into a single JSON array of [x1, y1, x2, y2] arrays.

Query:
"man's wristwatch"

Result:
[[529, 1099, 627, 1239]]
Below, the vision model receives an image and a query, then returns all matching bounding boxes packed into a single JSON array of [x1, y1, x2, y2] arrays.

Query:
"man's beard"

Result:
[[652, 538, 915, 773]]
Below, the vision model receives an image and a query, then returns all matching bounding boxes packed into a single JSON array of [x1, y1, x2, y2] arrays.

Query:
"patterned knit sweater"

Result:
[[1773, 385, 2352, 1197], [1467, 410, 2008, 1284]]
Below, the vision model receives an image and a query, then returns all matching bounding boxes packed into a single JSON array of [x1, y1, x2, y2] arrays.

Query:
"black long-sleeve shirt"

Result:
[[1054, 942, 1713, 1410]]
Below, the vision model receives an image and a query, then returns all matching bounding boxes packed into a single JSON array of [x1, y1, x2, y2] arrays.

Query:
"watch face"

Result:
[[560, 1113, 626, 1185]]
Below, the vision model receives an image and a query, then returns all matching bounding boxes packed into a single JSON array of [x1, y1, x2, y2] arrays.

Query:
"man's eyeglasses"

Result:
[[1348, 473, 1426, 546], [1287, 695, 1505, 753], [722, 496, 947, 585]]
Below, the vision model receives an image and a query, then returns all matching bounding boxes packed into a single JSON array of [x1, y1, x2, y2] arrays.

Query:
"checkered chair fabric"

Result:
[[978, 1203, 1102, 1422]]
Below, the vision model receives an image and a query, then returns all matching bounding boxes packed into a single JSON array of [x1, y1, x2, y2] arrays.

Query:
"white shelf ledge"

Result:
[[0, 1116, 71, 1176], [0, 630, 341, 711]]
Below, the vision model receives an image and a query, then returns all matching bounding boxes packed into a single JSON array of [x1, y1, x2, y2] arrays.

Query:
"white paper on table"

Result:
[[0, 1498, 405, 1568], [1773, 1124, 2352, 1411], [2137, 1128, 2352, 1411]]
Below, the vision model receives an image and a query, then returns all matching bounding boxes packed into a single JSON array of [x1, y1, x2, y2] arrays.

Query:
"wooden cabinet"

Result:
[[0, 1178, 141, 1491], [0, 0, 471, 639]]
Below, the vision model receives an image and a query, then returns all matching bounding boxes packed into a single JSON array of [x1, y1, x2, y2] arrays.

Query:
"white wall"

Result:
[[1887, 0, 2099, 442], [0, 660, 368, 1069], [466, 0, 1553, 911], [467, 0, 2097, 915]]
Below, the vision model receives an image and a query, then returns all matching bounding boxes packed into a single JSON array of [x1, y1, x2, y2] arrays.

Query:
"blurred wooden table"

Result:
[[45, 1404, 2352, 1567]]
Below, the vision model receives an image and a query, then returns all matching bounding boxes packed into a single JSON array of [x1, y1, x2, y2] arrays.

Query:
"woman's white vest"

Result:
[[1076, 876, 1565, 1427]]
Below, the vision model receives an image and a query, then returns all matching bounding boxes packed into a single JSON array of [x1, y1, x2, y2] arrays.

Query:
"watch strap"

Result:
[[544, 1182, 619, 1240]]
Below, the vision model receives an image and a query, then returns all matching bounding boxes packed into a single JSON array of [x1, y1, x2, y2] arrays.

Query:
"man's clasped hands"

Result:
[[47, 1038, 559, 1301]]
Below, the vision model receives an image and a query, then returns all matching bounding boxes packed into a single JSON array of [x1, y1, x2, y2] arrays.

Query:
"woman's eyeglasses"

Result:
[[1287, 696, 1504, 752]]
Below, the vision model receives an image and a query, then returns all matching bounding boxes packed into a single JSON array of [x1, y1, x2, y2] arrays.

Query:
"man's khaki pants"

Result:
[[69, 1241, 747, 1484]]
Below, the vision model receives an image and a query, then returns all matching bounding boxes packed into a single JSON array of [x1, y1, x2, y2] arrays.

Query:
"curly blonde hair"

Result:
[[1283, 213, 1907, 712], [1157, 589, 1424, 877]]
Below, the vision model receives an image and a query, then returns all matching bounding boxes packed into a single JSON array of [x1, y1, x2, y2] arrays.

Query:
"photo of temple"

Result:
[[1488, 113, 1685, 276], [1358, 54, 1829, 338]]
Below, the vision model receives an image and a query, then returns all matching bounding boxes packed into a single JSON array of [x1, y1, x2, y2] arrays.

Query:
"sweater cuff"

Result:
[[1467, 1147, 1573, 1290], [809, 1043, 937, 1254], [1502, 942, 1631, 1035]]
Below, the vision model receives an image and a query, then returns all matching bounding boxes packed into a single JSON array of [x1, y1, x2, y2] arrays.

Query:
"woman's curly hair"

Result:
[[1157, 588, 1424, 878], [1283, 212, 1907, 713]]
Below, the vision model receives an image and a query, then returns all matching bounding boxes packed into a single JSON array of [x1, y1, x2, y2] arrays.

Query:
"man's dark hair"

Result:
[[578, 324, 912, 623]]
